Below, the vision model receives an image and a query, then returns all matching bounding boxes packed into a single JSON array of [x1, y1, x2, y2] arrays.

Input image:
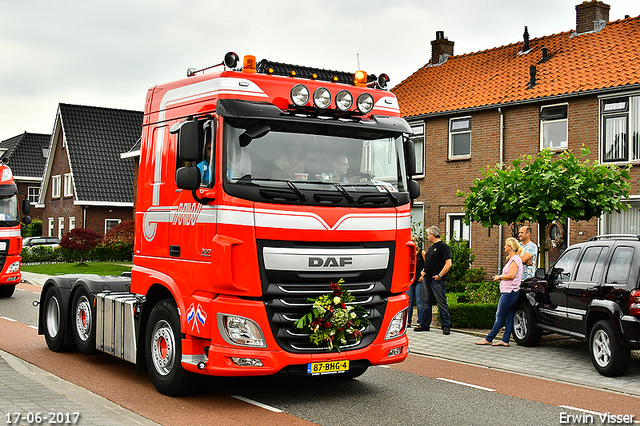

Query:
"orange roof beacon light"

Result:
[[354, 70, 367, 87], [243, 55, 257, 73]]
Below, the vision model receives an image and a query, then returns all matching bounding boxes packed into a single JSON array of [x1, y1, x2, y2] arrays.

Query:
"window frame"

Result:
[[600, 95, 640, 163], [408, 122, 425, 178], [105, 218, 121, 234], [63, 173, 73, 197], [448, 117, 471, 160], [69, 217, 75, 231], [51, 175, 61, 198], [57, 217, 64, 239], [411, 202, 425, 245], [27, 186, 40, 204], [446, 212, 470, 242], [539, 104, 568, 151], [47, 218, 54, 237]]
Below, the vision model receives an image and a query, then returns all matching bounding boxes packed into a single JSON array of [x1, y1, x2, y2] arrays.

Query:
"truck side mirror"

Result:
[[239, 122, 270, 147], [176, 166, 201, 190], [409, 179, 420, 199], [176, 121, 202, 162], [22, 215, 32, 225], [21, 197, 31, 215], [404, 138, 417, 177]]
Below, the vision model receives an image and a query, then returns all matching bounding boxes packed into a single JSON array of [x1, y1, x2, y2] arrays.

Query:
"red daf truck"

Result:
[[38, 52, 420, 395], [0, 162, 31, 298]]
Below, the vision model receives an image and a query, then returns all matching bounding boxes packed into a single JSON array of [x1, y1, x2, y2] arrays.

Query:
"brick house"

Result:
[[392, 1, 640, 274], [37, 103, 142, 238], [0, 132, 49, 220]]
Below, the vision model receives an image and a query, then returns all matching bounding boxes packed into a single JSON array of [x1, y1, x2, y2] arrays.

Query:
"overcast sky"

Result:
[[2, 0, 639, 142]]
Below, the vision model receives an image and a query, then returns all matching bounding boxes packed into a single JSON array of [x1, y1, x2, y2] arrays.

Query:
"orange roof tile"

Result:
[[392, 16, 640, 118]]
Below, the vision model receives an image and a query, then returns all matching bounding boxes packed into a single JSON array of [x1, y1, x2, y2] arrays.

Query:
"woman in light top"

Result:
[[476, 237, 523, 347]]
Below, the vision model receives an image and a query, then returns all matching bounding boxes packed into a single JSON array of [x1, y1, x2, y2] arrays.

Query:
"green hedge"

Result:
[[437, 285, 499, 329], [21, 242, 133, 263]]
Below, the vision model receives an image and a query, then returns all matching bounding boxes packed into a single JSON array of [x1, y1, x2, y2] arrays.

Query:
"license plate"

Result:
[[307, 360, 349, 375]]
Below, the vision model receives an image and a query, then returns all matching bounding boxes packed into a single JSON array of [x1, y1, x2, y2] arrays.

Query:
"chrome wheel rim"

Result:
[[513, 310, 527, 340], [75, 295, 92, 341], [151, 320, 175, 376], [592, 329, 612, 368]]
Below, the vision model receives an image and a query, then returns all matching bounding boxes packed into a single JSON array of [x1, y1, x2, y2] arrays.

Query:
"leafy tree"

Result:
[[103, 219, 134, 245], [21, 218, 42, 238], [457, 147, 631, 268], [447, 239, 476, 284], [60, 228, 102, 265]]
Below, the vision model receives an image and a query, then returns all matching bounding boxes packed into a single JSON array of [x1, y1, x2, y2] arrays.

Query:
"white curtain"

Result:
[[605, 201, 640, 235]]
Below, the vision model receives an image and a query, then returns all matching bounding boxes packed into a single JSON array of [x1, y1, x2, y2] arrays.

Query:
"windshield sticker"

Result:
[[371, 180, 397, 193]]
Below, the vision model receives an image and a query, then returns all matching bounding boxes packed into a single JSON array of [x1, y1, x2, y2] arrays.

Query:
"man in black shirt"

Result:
[[414, 226, 452, 334]]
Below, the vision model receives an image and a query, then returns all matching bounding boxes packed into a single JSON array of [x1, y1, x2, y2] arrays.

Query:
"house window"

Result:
[[69, 217, 75, 231], [540, 104, 568, 150], [51, 175, 61, 198], [447, 213, 470, 242], [105, 219, 121, 234], [63, 173, 73, 197], [604, 200, 640, 235], [58, 217, 64, 239], [408, 122, 425, 177], [48, 218, 54, 237], [28, 186, 40, 204], [449, 117, 471, 159], [601, 96, 640, 162]]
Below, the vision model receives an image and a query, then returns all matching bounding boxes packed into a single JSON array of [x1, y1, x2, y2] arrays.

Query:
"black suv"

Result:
[[513, 234, 640, 376]]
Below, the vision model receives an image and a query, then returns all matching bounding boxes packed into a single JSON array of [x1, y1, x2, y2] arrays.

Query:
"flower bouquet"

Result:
[[294, 279, 370, 352]]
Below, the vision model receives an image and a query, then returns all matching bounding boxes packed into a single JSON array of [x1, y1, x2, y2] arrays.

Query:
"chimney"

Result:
[[431, 31, 454, 65], [575, 1, 610, 34], [522, 26, 530, 52]]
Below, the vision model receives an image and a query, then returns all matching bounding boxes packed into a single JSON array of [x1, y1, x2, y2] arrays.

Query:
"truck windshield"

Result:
[[0, 194, 19, 226], [223, 118, 407, 196]]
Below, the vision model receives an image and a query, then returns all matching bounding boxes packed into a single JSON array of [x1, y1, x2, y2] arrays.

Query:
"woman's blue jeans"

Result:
[[406, 280, 425, 325], [486, 291, 520, 343]]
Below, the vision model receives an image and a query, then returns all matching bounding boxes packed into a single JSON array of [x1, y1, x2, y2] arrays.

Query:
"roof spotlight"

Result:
[[377, 73, 390, 89], [335, 90, 353, 111], [313, 87, 332, 109], [224, 52, 240, 69], [357, 93, 374, 114], [291, 84, 310, 106]]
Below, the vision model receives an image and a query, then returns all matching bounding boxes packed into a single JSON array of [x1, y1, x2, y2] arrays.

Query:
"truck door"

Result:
[[541, 247, 580, 330], [565, 246, 609, 336]]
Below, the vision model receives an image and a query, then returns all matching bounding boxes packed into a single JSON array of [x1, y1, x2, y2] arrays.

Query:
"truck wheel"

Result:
[[42, 286, 72, 352], [0, 285, 15, 298], [145, 298, 192, 396], [513, 303, 542, 347], [589, 320, 631, 377], [72, 287, 96, 355]]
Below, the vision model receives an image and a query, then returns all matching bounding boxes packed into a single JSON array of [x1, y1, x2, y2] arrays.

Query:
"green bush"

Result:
[[22, 242, 133, 264], [447, 239, 475, 284], [464, 267, 486, 283], [21, 219, 42, 238]]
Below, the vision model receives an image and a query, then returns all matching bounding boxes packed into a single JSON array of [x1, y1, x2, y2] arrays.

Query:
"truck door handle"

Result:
[[170, 245, 181, 257]]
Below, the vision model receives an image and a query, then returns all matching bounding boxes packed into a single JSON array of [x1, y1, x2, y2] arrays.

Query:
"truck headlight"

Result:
[[218, 314, 267, 348], [385, 309, 407, 340], [313, 87, 331, 109], [7, 261, 20, 273], [357, 93, 374, 114], [291, 84, 310, 107]]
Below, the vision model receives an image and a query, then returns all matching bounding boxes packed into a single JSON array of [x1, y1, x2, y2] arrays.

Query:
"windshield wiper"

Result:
[[332, 182, 356, 204], [287, 181, 308, 201], [380, 185, 400, 206]]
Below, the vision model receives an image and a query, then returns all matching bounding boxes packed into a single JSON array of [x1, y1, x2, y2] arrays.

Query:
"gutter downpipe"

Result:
[[498, 107, 504, 271]]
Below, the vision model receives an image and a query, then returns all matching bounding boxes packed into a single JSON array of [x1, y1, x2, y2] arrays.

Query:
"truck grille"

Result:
[[258, 240, 395, 354], [264, 281, 387, 353]]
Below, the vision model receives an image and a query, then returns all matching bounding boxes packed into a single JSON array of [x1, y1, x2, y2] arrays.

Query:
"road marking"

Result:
[[559, 406, 640, 423], [28, 325, 37, 330], [1, 316, 17, 322], [436, 378, 495, 392], [231, 395, 283, 413]]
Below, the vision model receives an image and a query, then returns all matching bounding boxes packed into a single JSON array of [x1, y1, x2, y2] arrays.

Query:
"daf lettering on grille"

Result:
[[308, 257, 353, 267]]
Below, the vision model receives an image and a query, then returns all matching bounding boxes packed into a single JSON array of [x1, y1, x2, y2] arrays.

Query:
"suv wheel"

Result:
[[589, 320, 631, 377], [513, 303, 542, 347]]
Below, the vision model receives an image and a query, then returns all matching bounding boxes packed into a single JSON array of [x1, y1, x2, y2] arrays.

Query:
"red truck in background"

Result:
[[38, 52, 420, 395], [0, 162, 31, 298]]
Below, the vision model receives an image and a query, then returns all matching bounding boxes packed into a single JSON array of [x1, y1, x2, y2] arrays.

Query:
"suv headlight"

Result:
[[385, 309, 408, 340], [218, 314, 266, 347]]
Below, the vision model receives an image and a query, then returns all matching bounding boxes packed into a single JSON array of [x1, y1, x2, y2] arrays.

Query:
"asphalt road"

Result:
[[1, 282, 638, 426]]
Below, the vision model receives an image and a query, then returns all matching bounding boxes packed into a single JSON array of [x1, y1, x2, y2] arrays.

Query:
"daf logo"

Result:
[[308, 257, 353, 267]]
